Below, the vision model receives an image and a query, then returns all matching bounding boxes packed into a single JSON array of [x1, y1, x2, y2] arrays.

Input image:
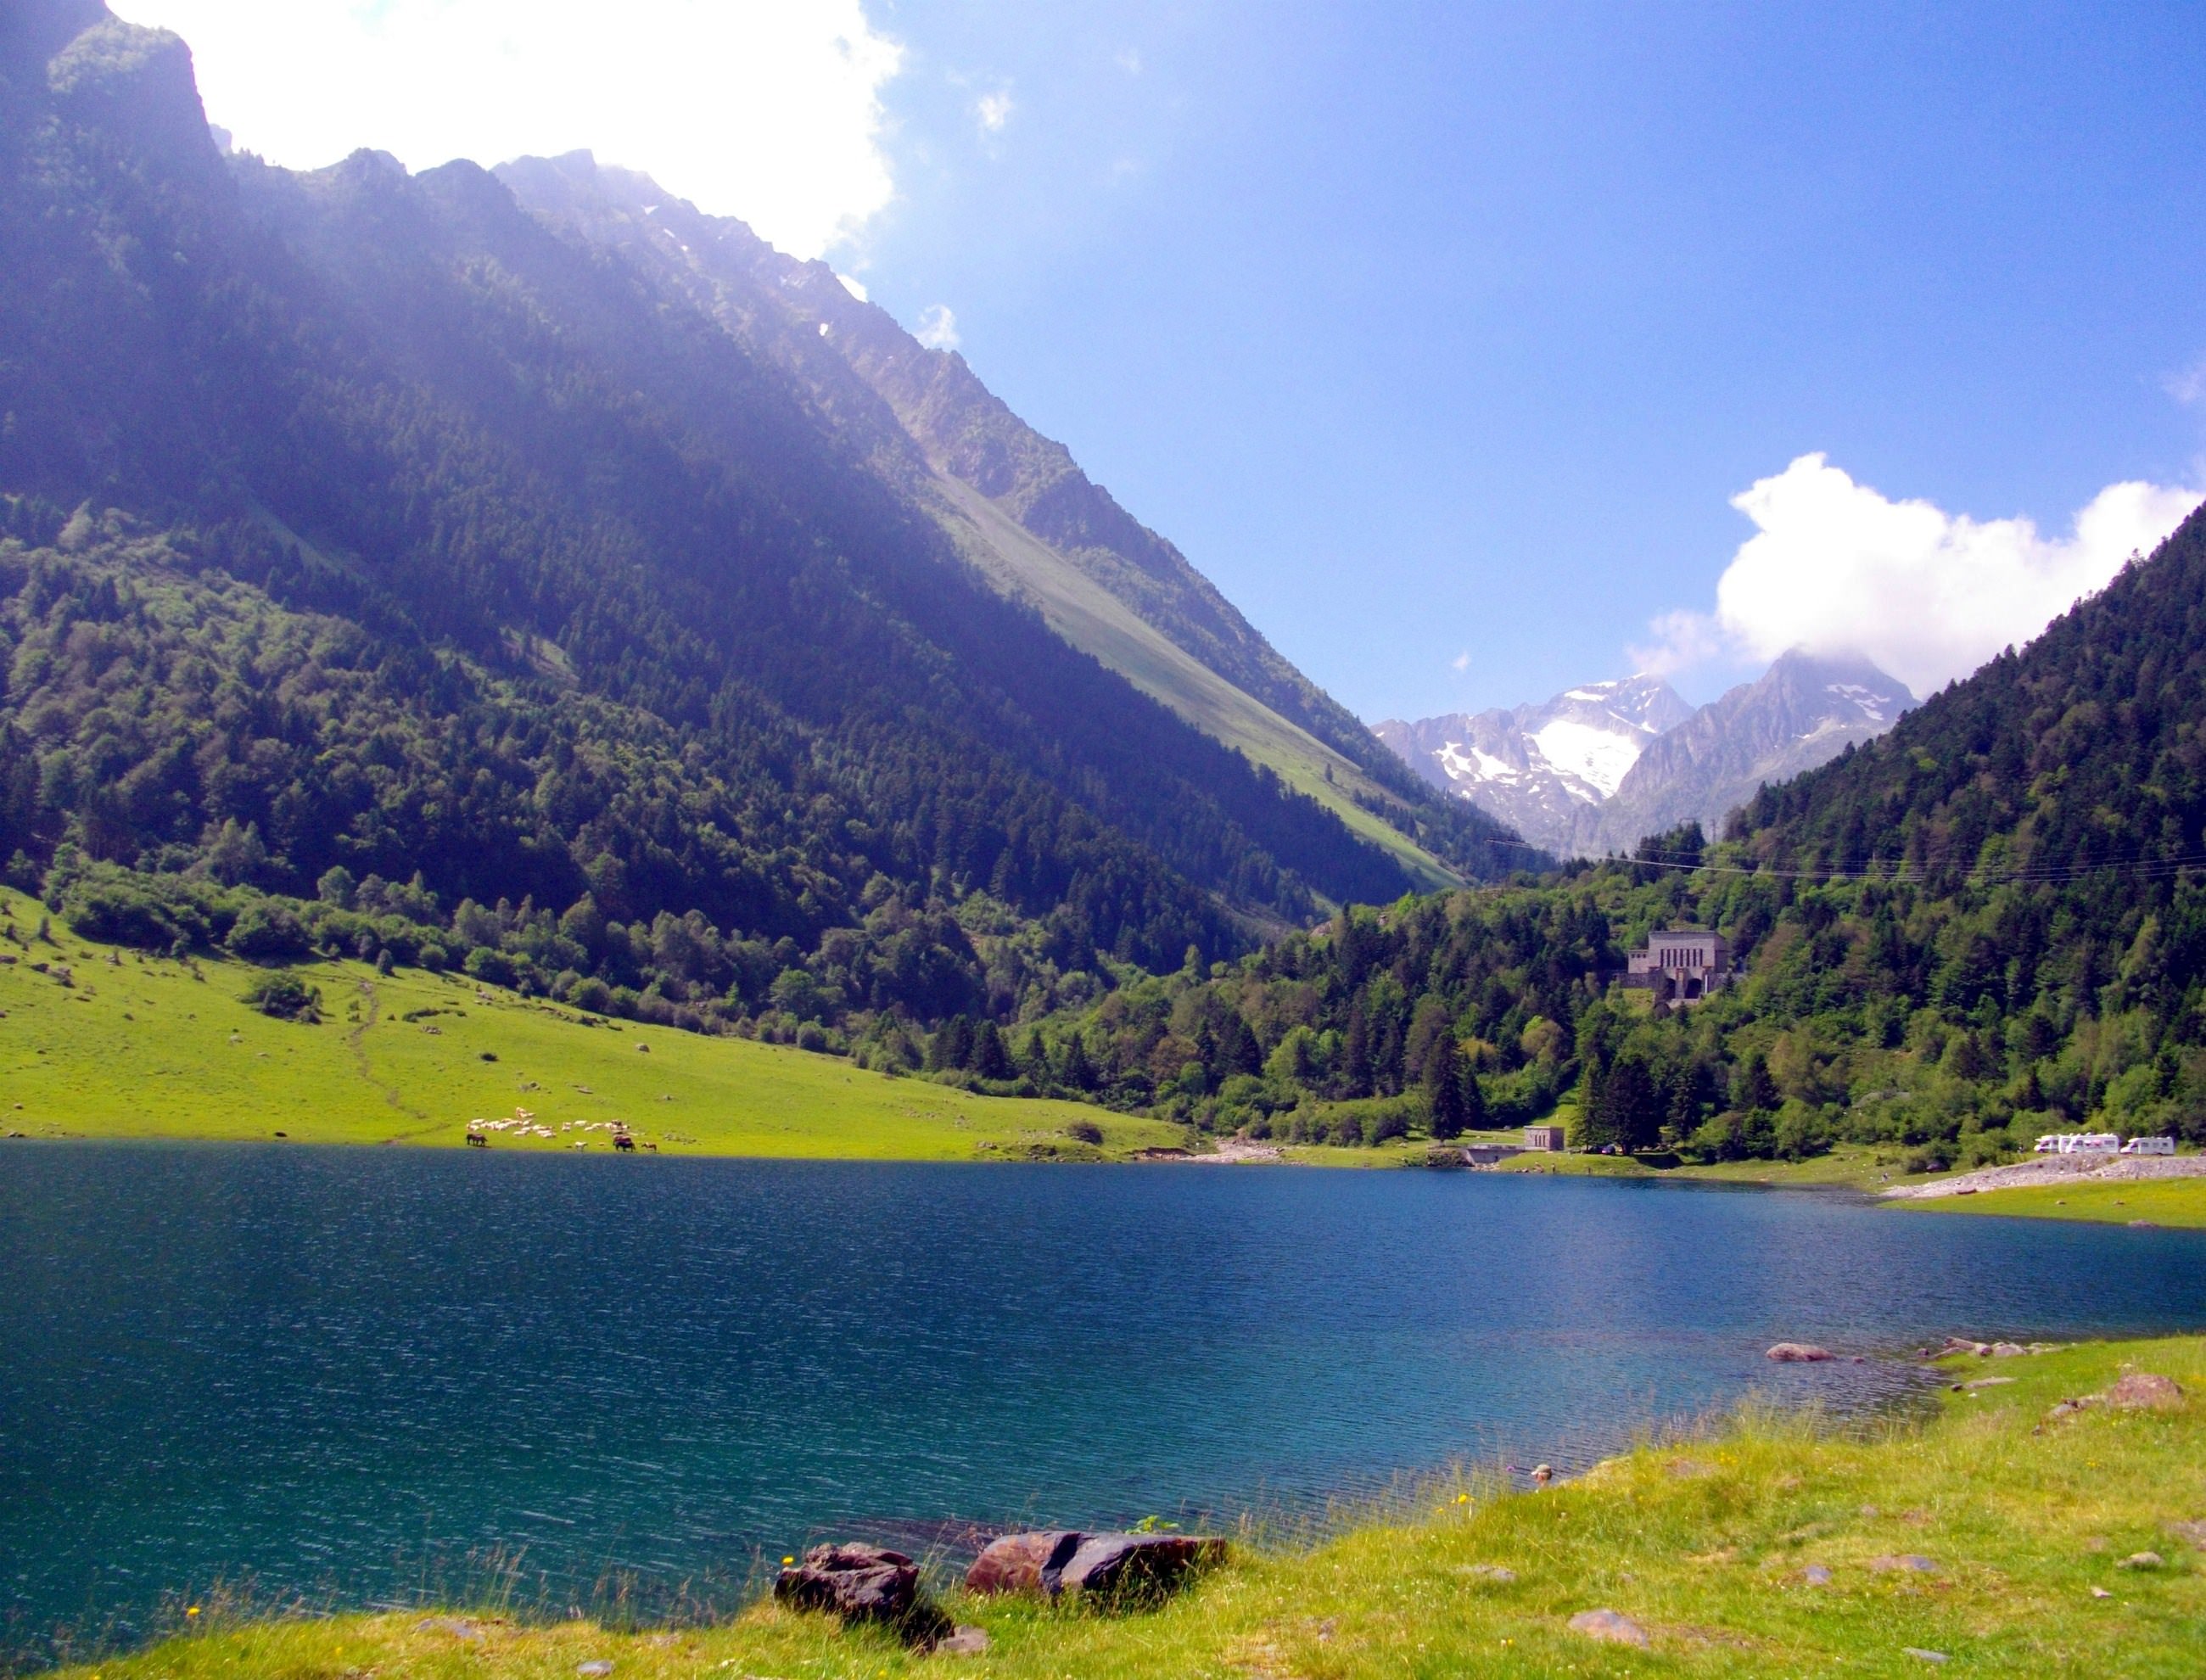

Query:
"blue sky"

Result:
[[124, 0, 2206, 720], [846, 1, 2206, 716]]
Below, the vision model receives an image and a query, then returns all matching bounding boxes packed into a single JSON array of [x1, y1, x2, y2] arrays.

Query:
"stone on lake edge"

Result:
[[772, 1543, 918, 1623]]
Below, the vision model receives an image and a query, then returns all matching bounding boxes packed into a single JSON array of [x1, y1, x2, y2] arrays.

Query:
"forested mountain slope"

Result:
[[492, 151, 1500, 888], [1033, 505, 2206, 1160], [1728, 524, 2206, 882], [0, 1, 1516, 1044]]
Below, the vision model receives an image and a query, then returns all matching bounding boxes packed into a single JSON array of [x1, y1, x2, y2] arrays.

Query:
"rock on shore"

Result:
[[965, 1530, 1226, 1603]]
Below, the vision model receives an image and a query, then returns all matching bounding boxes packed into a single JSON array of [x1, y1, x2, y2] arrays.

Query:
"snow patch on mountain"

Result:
[[1374, 652, 1914, 859], [1372, 674, 1694, 854], [1530, 717, 1645, 798]]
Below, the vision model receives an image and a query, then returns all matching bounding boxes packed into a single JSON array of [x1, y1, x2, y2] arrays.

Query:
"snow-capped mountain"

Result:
[[1373, 675, 1694, 856], [1590, 652, 1914, 854], [1374, 652, 1914, 859]]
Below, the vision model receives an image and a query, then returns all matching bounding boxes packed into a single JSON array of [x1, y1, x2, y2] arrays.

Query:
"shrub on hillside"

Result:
[[64, 880, 205, 950], [224, 902, 311, 963], [242, 972, 322, 1022]]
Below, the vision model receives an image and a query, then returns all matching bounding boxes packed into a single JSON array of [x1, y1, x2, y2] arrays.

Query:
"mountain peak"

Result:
[[1375, 654, 1912, 857], [1370, 672, 1692, 853]]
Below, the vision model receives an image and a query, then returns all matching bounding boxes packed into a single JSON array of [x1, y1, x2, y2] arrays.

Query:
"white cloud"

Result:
[[975, 89, 1014, 134], [1116, 48, 1144, 76], [1627, 608, 1725, 678], [110, 0, 903, 260], [1450, 649, 1471, 672], [1637, 453, 2203, 695], [2167, 356, 2206, 407], [915, 304, 960, 351]]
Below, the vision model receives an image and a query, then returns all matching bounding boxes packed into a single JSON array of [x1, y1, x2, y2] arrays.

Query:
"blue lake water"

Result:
[[6, 1143, 2206, 1663]]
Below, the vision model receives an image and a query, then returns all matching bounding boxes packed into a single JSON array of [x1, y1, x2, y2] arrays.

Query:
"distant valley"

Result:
[[1375, 651, 1914, 857]]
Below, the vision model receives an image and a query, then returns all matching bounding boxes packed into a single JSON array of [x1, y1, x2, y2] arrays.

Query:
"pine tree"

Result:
[[1058, 1031, 1096, 1092], [972, 1019, 1014, 1081], [1733, 1050, 1779, 1113], [1221, 1013, 1261, 1078], [928, 1014, 976, 1072], [1341, 999, 1372, 1097], [1424, 1043, 1470, 1140], [1602, 1054, 1661, 1153], [1018, 1028, 1050, 1085]]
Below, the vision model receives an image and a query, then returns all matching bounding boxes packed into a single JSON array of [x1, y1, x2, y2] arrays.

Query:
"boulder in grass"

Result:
[[772, 1543, 918, 1623], [1057, 1533, 1227, 1604], [966, 1530, 1085, 1598], [2101, 1373, 2184, 1412], [1566, 1609, 1649, 1647], [1766, 1343, 1834, 1363]]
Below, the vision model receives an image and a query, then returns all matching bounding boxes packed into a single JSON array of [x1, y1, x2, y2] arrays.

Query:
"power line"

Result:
[[1543, 841, 2206, 890]]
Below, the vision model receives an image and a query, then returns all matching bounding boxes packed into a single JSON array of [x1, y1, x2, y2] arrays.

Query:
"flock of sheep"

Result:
[[463, 1109, 652, 1150]]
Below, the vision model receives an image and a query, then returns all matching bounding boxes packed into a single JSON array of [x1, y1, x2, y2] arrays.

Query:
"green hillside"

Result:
[[933, 482, 1463, 892], [491, 150, 1509, 889], [0, 0, 1475, 1078], [0, 889, 1175, 1158], [1039, 504, 2206, 1171]]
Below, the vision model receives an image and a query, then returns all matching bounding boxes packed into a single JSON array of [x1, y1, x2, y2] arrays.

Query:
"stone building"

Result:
[[1625, 927, 1729, 1003]]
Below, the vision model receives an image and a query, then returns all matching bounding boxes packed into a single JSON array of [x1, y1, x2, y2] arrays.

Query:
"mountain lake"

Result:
[[6, 1142, 2206, 1663]]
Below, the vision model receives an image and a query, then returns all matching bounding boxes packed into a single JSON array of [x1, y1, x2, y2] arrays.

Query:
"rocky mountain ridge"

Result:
[[490, 152, 1502, 888], [1376, 652, 1913, 856], [1374, 675, 1693, 856]]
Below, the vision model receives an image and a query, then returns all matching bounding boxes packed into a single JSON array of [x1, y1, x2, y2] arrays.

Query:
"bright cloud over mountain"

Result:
[[112, 0, 903, 260], [1638, 455, 2203, 696]]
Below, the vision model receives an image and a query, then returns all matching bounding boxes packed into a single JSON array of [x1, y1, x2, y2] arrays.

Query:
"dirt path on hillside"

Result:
[[347, 979, 439, 1137]]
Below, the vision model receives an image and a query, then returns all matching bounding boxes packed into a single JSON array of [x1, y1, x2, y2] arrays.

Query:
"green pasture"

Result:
[[1901, 1176, 2206, 1229], [0, 889, 1176, 1161]]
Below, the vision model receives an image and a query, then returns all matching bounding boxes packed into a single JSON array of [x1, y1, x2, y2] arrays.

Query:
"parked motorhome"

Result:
[[2120, 1135, 2176, 1156], [2033, 1133, 2121, 1156]]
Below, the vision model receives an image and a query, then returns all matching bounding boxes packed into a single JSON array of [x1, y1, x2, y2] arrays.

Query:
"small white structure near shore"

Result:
[[1524, 1124, 1566, 1151]]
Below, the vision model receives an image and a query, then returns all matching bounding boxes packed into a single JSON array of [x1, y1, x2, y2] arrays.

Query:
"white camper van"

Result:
[[2032, 1133, 2121, 1156]]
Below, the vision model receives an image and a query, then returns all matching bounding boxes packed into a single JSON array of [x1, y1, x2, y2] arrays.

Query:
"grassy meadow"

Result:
[[1897, 1177, 2206, 1230], [42, 1336, 2206, 1677], [0, 888, 1177, 1161]]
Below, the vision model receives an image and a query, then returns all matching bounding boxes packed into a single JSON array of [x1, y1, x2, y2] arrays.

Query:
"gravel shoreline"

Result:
[[1882, 1154, 2206, 1199]]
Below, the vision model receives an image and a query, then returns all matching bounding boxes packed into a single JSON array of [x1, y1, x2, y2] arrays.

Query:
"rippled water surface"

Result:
[[6, 1143, 2206, 1659]]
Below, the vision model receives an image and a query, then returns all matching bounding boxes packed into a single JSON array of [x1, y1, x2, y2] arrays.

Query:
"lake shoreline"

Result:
[[10, 1124, 2206, 1229], [8, 890, 2198, 1227], [27, 1335, 2206, 1679]]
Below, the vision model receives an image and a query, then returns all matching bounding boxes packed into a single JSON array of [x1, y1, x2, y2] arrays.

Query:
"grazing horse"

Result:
[[613, 1132, 636, 1152], [465, 1132, 487, 1148]]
